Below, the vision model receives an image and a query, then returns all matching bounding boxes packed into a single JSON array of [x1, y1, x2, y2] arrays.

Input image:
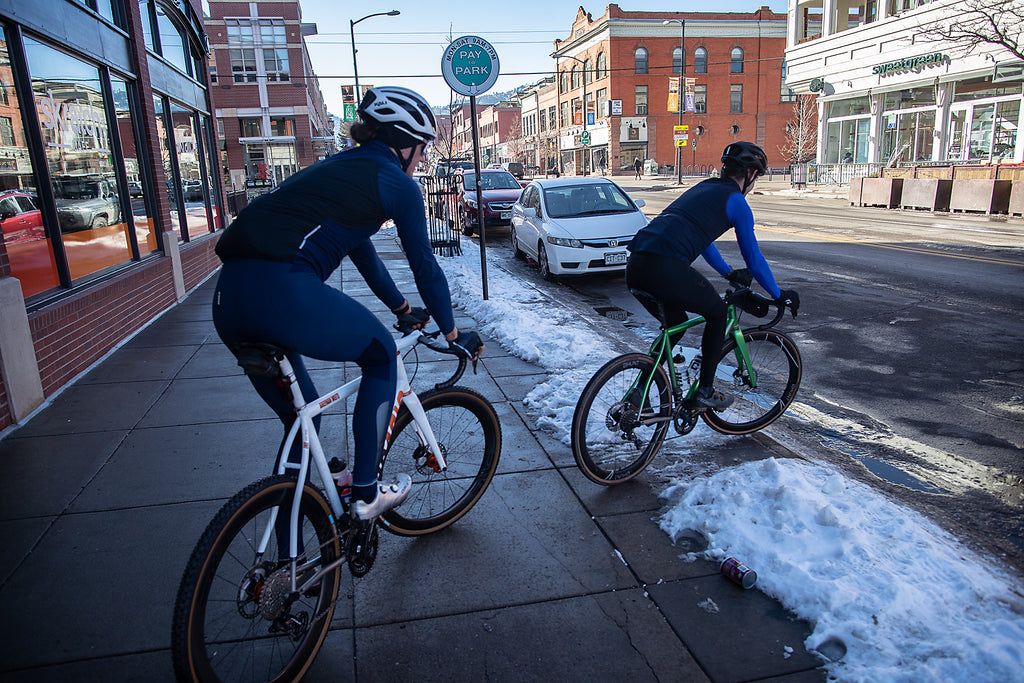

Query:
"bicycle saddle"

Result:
[[233, 342, 287, 378]]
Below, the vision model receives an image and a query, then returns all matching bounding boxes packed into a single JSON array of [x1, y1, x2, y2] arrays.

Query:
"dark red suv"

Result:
[[0, 190, 45, 245], [455, 168, 524, 236]]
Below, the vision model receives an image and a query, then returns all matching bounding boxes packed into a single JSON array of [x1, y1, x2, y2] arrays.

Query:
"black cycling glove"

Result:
[[776, 289, 800, 316], [450, 330, 484, 360], [396, 306, 431, 331], [726, 268, 753, 287]]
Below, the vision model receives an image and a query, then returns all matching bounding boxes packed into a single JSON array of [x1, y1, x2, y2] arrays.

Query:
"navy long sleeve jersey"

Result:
[[215, 141, 455, 334], [627, 177, 781, 298]]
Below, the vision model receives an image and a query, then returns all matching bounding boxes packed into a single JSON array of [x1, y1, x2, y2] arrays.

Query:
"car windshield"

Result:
[[542, 183, 636, 218], [53, 179, 102, 200], [463, 172, 521, 191]]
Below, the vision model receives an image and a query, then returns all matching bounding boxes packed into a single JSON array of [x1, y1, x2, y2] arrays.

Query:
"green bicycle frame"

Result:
[[626, 301, 756, 407]]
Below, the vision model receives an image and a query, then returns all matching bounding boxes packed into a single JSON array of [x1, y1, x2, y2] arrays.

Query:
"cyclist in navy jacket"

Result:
[[626, 141, 798, 411], [213, 86, 483, 521]]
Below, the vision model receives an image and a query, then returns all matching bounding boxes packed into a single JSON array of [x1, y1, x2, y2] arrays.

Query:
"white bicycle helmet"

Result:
[[358, 86, 436, 148]]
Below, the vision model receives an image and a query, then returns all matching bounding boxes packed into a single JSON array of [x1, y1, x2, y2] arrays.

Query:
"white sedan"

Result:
[[509, 177, 648, 280]]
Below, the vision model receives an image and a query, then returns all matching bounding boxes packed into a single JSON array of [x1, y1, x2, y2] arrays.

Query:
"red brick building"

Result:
[[0, 0, 225, 430], [553, 4, 792, 175], [205, 0, 332, 197]]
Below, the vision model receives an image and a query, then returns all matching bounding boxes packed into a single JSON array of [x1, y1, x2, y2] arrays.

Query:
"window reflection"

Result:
[[24, 38, 133, 283], [154, 94, 181, 237], [156, 4, 188, 74], [0, 32, 59, 298], [110, 76, 157, 254], [170, 101, 209, 236]]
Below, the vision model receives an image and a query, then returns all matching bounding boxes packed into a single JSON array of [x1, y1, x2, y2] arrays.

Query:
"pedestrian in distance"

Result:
[[211, 86, 485, 525], [634, 157, 642, 180], [624, 141, 799, 410], [600, 156, 607, 176]]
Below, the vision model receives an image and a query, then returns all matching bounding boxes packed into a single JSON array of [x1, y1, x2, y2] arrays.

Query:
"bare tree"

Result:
[[917, 0, 1023, 61], [504, 118, 525, 164], [779, 94, 818, 165]]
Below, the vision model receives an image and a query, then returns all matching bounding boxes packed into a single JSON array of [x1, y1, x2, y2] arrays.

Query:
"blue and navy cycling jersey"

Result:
[[215, 140, 455, 334], [628, 177, 781, 298]]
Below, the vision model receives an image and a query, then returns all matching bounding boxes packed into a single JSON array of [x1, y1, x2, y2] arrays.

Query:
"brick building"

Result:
[[553, 4, 792, 175], [205, 0, 332, 197], [0, 0, 224, 430]]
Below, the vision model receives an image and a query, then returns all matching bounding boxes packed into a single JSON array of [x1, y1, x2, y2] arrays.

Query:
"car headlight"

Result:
[[546, 235, 583, 248]]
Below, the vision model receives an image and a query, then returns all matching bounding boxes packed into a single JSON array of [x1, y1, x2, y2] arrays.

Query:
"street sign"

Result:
[[580, 130, 591, 145], [441, 36, 500, 97], [675, 139, 688, 147]]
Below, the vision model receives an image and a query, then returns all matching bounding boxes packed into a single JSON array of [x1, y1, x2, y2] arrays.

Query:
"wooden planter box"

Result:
[[949, 179, 1012, 214], [848, 177, 863, 205], [1010, 180, 1024, 217], [859, 177, 903, 208], [900, 178, 953, 211]]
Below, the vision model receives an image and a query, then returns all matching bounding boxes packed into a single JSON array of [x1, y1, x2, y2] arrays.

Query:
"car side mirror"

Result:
[[633, 198, 646, 208], [522, 207, 537, 218], [0, 208, 15, 220]]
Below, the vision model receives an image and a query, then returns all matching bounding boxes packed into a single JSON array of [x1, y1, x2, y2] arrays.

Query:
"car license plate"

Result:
[[500, 211, 511, 220], [605, 252, 627, 265]]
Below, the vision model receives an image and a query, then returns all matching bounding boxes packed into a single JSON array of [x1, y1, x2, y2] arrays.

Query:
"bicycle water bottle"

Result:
[[328, 457, 352, 507]]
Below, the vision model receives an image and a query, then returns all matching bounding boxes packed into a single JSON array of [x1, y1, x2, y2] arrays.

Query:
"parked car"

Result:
[[430, 158, 475, 178], [0, 190, 45, 245], [53, 176, 121, 232], [454, 168, 524, 236], [182, 179, 204, 202], [127, 181, 143, 198], [502, 161, 525, 179], [510, 177, 648, 280]]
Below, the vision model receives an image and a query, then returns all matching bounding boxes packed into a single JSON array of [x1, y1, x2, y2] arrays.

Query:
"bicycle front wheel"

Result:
[[172, 475, 341, 683], [703, 330, 802, 435], [378, 386, 501, 536], [571, 353, 672, 485]]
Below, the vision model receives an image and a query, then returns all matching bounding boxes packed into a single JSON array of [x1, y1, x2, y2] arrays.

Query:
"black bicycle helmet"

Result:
[[721, 141, 768, 175]]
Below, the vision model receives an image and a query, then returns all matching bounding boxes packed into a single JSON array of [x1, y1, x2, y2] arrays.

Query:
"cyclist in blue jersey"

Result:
[[626, 141, 798, 411], [212, 86, 484, 522]]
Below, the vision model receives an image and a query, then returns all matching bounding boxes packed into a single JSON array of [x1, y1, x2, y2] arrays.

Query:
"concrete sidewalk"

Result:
[[0, 231, 828, 682]]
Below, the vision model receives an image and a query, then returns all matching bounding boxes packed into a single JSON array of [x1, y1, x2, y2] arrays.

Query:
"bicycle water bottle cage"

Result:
[[234, 343, 287, 379], [629, 288, 667, 327]]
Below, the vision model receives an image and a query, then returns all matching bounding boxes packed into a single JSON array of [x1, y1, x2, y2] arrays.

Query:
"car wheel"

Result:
[[538, 241, 557, 282], [91, 215, 108, 229], [510, 226, 526, 260]]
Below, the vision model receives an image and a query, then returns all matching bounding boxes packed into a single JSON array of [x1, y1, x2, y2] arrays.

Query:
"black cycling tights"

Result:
[[625, 250, 728, 388]]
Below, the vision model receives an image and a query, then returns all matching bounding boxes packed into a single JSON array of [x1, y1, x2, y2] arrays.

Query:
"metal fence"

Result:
[[791, 163, 886, 187], [419, 176, 463, 256]]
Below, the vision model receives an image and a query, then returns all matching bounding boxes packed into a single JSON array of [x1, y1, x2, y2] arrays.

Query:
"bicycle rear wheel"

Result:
[[703, 330, 802, 435], [377, 386, 501, 536], [172, 475, 341, 683], [571, 353, 672, 485]]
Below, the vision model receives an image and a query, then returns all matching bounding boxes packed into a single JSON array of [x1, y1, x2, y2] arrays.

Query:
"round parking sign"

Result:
[[442, 36, 499, 97]]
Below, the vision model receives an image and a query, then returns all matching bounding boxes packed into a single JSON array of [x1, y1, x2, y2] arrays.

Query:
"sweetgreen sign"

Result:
[[441, 36, 499, 96], [872, 52, 947, 76]]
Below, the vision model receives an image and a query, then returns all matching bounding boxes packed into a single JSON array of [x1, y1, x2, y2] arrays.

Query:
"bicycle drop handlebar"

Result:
[[724, 285, 797, 331], [395, 326, 470, 390]]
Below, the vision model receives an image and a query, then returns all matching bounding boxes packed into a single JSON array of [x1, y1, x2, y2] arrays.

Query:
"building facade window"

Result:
[[571, 65, 579, 90], [110, 75, 158, 256], [695, 47, 707, 73], [170, 101, 209, 236], [730, 84, 743, 113], [153, 94, 182, 236], [596, 52, 606, 79], [26, 38, 135, 286], [229, 48, 257, 83], [695, 84, 707, 113], [155, 4, 189, 74], [560, 101, 568, 128], [780, 61, 797, 102], [635, 85, 648, 115], [596, 87, 607, 120], [270, 116, 294, 136], [560, 70, 568, 93], [673, 47, 683, 74], [584, 58, 592, 86], [263, 48, 289, 81], [731, 47, 744, 73], [634, 47, 648, 74]]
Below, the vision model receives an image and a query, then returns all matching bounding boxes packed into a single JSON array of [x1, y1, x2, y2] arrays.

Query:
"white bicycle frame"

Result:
[[255, 330, 448, 562]]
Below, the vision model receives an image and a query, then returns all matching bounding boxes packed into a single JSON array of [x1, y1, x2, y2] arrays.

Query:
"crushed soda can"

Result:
[[721, 557, 757, 589]]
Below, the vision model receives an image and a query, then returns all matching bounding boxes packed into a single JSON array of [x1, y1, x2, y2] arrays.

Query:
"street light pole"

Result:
[[664, 19, 685, 184], [350, 10, 400, 97], [562, 54, 588, 176]]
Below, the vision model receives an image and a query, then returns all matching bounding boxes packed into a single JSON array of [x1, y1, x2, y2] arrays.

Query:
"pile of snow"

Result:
[[431, 235, 1024, 680]]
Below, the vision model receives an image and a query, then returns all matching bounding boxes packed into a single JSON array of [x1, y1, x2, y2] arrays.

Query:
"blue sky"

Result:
[[298, 0, 786, 113]]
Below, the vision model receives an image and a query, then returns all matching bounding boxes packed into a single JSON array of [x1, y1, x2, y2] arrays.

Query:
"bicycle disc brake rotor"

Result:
[[237, 561, 276, 618], [413, 444, 443, 475], [605, 401, 638, 431]]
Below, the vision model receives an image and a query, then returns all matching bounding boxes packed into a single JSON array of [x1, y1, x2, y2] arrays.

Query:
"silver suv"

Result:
[[54, 176, 121, 232]]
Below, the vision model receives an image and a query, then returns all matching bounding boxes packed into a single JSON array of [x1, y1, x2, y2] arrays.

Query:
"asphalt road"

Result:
[[482, 180, 1024, 574]]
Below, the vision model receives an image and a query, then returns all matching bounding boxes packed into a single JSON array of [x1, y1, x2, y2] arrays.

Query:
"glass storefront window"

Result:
[[881, 108, 935, 163], [155, 4, 189, 74], [110, 76, 157, 256], [993, 100, 1019, 161], [883, 87, 935, 111], [829, 97, 870, 117], [201, 117, 222, 230], [954, 78, 1022, 103], [0, 33, 58, 298], [170, 101, 209, 237], [25, 38, 133, 283], [154, 94, 181, 237]]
